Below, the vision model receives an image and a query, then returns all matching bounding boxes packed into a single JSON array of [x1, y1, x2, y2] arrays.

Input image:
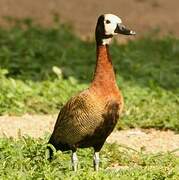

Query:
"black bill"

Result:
[[115, 24, 136, 35]]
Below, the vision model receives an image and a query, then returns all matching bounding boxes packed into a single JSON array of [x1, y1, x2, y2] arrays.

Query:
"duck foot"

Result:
[[93, 152, 100, 171], [71, 151, 78, 171]]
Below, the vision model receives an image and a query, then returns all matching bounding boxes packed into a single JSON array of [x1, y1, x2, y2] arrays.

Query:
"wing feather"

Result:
[[52, 92, 104, 144]]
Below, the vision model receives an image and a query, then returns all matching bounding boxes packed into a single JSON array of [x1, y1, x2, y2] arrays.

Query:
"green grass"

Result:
[[0, 20, 179, 130], [0, 136, 179, 179]]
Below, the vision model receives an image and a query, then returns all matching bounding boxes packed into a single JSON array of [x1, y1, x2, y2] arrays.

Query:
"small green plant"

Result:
[[0, 136, 179, 179]]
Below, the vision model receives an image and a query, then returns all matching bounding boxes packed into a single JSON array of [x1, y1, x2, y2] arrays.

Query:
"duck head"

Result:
[[95, 14, 136, 45]]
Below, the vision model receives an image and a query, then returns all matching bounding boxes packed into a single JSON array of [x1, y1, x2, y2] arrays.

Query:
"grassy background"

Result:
[[0, 136, 179, 179], [0, 20, 178, 131], [0, 19, 179, 179]]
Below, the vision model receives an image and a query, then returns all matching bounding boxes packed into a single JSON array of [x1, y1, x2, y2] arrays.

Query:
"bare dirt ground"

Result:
[[0, 114, 179, 155], [0, 0, 179, 39]]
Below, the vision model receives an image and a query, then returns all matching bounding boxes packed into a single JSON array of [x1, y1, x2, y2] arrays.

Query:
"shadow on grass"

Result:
[[0, 18, 179, 92]]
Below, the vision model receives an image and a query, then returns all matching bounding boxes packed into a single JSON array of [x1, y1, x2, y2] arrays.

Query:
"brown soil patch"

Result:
[[0, 0, 178, 40], [0, 114, 179, 155]]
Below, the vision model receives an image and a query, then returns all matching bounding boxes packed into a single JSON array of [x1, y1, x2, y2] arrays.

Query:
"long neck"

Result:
[[91, 45, 117, 89]]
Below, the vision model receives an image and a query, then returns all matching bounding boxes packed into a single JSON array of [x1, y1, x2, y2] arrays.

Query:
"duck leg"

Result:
[[93, 151, 100, 171], [71, 151, 78, 171]]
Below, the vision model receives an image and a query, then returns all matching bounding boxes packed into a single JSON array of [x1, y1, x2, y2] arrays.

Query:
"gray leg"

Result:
[[71, 151, 78, 171], [93, 152, 100, 171]]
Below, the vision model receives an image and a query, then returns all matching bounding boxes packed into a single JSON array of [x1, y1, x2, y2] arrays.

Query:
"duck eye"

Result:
[[106, 20, 111, 24]]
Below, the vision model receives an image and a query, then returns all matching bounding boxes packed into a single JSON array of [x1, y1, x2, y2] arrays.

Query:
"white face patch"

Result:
[[102, 37, 112, 45], [104, 14, 122, 35]]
